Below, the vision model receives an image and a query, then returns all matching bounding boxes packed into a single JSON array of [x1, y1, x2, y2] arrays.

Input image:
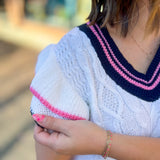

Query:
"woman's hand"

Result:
[[33, 114, 160, 160], [33, 114, 106, 156]]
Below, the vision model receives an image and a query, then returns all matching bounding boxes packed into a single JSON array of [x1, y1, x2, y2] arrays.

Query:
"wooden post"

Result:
[[4, 0, 25, 25]]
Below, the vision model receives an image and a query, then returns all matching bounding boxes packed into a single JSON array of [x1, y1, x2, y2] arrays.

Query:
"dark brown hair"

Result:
[[87, 0, 160, 37]]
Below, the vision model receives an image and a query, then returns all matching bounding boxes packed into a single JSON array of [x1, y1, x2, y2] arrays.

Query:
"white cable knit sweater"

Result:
[[30, 26, 160, 160]]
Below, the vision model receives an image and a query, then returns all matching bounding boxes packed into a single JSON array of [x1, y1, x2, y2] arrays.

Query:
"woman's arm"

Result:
[[110, 133, 160, 160], [33, 114, 160, 160]]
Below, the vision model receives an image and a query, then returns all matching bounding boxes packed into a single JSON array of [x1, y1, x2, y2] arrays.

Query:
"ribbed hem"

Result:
[[30, 86, 86, 120]]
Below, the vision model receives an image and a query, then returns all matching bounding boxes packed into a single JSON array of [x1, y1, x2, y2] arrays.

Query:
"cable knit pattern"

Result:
[[30, 42, 89, 120], [30, 26, 160, 160]]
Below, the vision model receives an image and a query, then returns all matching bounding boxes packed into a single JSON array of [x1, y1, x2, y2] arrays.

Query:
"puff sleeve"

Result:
[[30, 28, 90, 120]]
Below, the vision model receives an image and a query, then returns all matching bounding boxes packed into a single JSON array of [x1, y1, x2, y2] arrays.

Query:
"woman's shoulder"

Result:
[[35, 25, 92, 102], [47, 25, 94, 77], [30, 26, 92, 120], [55, 25, 90, 53], [35, 25, 89, 72]]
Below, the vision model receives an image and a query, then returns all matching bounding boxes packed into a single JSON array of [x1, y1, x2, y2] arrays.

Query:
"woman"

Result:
[[30, 0, 160, 159]]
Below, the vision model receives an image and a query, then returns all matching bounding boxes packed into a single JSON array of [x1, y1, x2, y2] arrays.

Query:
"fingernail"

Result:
[[32, 114, 45, 122]]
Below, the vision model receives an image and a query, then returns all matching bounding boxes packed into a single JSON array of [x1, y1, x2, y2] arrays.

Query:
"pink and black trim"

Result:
[[30, 87, 86, 120], [79, 23, 160, 102]]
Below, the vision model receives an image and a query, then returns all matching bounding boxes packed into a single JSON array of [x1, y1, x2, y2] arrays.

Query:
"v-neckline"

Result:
[[79, 23, 160, 102], [100, 25, 160, 81]]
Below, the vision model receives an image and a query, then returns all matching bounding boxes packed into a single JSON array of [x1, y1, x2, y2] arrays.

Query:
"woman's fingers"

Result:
[[34, 125, 51, 145], [34, 124, 70, 153], [32, 114, 71, 135]]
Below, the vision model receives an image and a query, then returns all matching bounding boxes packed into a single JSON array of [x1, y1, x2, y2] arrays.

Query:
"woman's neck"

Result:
[[106, 1, 160, 74]]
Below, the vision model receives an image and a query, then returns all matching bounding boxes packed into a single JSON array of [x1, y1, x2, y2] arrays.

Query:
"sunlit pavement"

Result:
[[0, 19, 67, 50], [0, 40, 38, 160]]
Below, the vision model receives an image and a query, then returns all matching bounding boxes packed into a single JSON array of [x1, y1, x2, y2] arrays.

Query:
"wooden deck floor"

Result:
[[0, 40, 39, 160]]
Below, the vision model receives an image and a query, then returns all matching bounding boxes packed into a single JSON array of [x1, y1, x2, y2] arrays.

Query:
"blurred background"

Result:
[[0, 0, 90, 159]]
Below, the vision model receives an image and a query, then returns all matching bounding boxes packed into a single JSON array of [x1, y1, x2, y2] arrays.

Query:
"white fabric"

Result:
[[30, 27, 160, 160], [30, 44, 89, 120]]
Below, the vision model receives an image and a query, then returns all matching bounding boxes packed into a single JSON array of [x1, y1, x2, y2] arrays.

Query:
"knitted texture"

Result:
[[30, 26, 160, 160], [30, 44, 89, 120]]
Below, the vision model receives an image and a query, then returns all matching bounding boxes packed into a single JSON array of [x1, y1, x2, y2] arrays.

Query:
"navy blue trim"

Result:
[[95, 24, 160, 86], [79, 24, 160, 102], [100, 25, 160, 81]]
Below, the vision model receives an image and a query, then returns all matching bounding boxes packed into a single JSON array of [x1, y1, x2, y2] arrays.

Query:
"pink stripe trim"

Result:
[[30, 87, 86, 120], [89, 24, 160, 90], [95, 24, 160, 84]]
